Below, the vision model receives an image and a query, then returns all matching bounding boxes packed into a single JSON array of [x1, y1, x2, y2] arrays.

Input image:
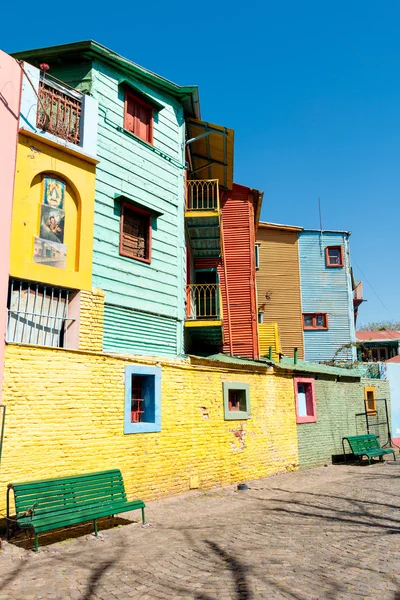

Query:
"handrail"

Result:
[[37, 78, 82, 145], [186, 284, 220, 319], [186, 179, 219, 211]]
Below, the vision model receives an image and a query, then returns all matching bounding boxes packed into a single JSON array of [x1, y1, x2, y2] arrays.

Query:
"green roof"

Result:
[[260, 356, 362, 378], [12, 40, 200, 118], [190, 353, 361, 378]]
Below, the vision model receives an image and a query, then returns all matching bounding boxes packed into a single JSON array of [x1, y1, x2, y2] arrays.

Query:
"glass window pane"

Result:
[[304, 315, 313, 327], [315, 315, 326, 328], [328, 247, 341, 264], [297, 384, 308, 416]]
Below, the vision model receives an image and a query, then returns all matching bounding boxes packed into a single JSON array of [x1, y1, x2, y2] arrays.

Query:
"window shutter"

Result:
[[121, 206, 148, 259]]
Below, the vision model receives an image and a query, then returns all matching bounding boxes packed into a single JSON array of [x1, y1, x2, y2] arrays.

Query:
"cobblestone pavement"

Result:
[[1, 462, 400, 599]]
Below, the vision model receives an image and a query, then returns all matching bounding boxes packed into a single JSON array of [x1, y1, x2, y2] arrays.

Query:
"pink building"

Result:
[[0, 51, 21, 403]]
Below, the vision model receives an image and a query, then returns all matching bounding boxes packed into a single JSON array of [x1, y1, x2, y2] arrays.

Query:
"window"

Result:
[[223, 382, 250, 420], [124, 91, 153, 145], [255, 244, 260, 269], [303, 313, 328, 330], [258, 311, 264, 324], [120, 203, 152, 263], [7, 279, 76, 348], [364, 386, 377, 414], [294, 377, 317, 423], [124, 365, 161, 434], [325, 246, 344, 268], [370, 347, 389, 362]]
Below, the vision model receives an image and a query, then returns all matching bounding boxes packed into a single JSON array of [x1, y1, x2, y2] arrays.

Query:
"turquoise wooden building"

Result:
[[15, 41, 202, 357], [298, 229, 360, 363]]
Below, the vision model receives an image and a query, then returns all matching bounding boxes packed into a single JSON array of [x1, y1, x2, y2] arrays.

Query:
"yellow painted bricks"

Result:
[[0, 344, 299, 513]]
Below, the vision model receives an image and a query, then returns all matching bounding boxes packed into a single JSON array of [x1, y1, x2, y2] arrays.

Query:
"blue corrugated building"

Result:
[[298, 230, 357, 363]]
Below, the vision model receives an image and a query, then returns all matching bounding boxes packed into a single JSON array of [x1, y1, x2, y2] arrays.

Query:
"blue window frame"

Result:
[[124, 365, 161, 434]]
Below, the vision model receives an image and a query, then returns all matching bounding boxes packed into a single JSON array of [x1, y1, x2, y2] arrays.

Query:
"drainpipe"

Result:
[[269, 346, 273, 360], [294, 348, 298, 364]]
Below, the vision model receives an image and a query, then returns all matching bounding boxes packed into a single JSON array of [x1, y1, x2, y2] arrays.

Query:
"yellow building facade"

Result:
[[10, 133, 96, 291], [0, 291, 299, 514]]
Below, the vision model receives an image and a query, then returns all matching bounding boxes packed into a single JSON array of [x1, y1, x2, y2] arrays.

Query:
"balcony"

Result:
[[185, 283, 223, 347], [185, 180, 221, 258], [19, 62, 98, 158], [37, 76, 82, 145]]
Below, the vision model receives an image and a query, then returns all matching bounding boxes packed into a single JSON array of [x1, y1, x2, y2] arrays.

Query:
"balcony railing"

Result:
[[186, 284, 221, 320], [186, 180, 220, 211], [37, 75, 82, 145]]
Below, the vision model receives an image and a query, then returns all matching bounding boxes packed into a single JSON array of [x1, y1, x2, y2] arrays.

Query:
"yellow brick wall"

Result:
[[78, 288, 105, 352], [0, 345, 298, 513]]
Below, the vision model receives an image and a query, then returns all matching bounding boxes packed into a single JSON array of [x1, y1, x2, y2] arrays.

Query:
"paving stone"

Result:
[[1, 463, 400, 598]]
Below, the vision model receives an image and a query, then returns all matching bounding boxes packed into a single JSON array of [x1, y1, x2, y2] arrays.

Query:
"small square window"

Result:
[[223, 382, 250, 420], [364, 386, 377, 415], [294, 377, 316, 423], [124, 91, 153, 145], [124, 365, 161, 434], [303, 313, 328, 330], [326, 246, 344, 268], [258, 311, 264, 324], [120, 203, 152, 263]]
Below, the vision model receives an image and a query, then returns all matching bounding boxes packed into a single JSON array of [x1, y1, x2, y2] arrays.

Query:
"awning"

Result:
[[186, 118, 234, 190]]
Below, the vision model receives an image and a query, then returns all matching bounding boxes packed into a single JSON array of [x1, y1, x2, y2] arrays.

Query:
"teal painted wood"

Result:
[[88, 60, 186, 356], [103, 304, 178, 356], [299, 231, 356, 363]]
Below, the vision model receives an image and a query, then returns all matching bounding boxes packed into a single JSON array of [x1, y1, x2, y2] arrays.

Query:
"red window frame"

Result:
[[303, 313, 328, 330], [124, 90, 154, 145], [294, 377, 317, 423], [325, 246, 344, 268], [119, 202, 152, 264]]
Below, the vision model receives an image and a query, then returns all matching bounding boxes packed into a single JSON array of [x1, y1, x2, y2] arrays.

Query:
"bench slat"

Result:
[[14, 485, 126, 512], [10, 469, 123, 489]]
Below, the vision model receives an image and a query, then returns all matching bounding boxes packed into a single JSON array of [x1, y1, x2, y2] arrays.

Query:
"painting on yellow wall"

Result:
[[43, 177, 65, 209], [34, 237, 66, 269], [40, 205, 65, 244]]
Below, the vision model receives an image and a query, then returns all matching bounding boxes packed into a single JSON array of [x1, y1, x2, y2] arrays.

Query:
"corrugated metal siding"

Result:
[[258, 322, 281, 360], [91, 60, 185, 356], [103, 304, 178, 356], [256, 228, 304, 359], [299, 232, 356, 362], [218, 185, 258, 359]]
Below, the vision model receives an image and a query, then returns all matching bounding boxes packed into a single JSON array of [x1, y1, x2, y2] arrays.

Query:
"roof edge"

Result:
[[12, 40, 200, 118]]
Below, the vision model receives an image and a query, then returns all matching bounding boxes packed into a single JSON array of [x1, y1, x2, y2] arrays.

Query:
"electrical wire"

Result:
[[353, 259, 395, 320]]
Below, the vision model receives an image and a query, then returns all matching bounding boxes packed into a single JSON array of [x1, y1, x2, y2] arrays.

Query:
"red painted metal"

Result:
[[217, 184, 259, 359], [37, 79, 81, 145], [131, 376, 145, 423]]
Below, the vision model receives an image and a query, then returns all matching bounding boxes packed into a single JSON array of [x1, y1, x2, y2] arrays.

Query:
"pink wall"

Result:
[[0, 51, 21, 400]]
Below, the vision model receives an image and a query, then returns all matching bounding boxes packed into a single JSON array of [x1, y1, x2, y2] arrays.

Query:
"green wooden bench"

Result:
[[6, 469, 145, 551], [343, 434, 396, 465]]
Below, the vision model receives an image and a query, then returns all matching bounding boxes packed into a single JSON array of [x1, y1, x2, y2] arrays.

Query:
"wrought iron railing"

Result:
[[37, 75, 82, 145], [186, 180, 220, 211], [186, 284, 221, 320]]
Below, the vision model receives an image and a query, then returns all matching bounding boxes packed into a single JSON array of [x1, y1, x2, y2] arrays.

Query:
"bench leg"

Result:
[[35, 533, 39, 553], [394, 452, 397, 461], [141, 507, 145, 525], [94, 519, 98, 537]]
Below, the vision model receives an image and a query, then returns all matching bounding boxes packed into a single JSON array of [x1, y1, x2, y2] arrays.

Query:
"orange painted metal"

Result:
[[218, 184, 259, 359]]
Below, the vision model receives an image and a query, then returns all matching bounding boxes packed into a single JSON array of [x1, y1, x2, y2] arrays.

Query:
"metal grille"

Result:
[[7, 280, 75, 348], [37, 76, 82, 145], [131, 376, 145, 423], [186, 180, 219, 211], [186, 284, 220, 319]]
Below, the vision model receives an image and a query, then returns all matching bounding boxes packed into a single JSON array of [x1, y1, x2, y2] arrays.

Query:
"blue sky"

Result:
[[3, 1, 399, 327]]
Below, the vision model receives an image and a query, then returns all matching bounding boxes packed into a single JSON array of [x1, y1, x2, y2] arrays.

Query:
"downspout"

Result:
[[248, 193, 259, 359]]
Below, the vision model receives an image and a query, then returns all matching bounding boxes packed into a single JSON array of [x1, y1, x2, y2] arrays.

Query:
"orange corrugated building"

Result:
[[256, 222, 304, 359]]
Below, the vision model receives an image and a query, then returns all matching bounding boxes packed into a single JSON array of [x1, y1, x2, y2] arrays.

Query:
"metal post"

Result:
[[294, 348, 298, 364], [0, 404, 5, 463], [268, 347, 273, 360]]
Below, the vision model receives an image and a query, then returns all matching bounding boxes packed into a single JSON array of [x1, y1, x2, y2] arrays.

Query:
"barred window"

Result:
[[120, 203, 151, 263], [7, 279, 75, 348]]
